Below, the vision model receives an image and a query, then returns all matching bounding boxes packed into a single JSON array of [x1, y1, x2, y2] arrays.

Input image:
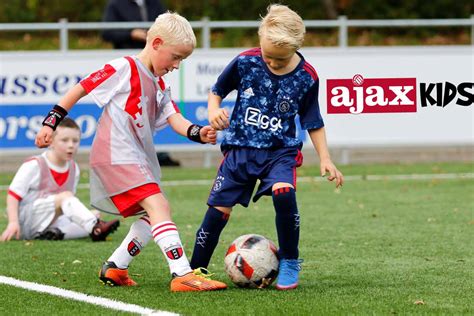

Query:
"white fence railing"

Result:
[[0, 16, 473, 52]]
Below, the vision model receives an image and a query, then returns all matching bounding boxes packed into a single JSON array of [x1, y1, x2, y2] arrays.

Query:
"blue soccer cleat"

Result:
[[276, 259, 303, 290]]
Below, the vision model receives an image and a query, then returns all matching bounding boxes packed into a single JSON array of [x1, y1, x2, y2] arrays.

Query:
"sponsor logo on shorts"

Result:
[[213, 176, 224, 191]]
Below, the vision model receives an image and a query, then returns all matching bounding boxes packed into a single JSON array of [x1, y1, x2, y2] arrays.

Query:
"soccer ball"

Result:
[[224, 234, 279, 288]]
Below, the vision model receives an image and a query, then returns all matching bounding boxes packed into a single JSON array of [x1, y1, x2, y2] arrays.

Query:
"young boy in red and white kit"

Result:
[[1, 118, 119, 242], [35, 11, 227, 292]]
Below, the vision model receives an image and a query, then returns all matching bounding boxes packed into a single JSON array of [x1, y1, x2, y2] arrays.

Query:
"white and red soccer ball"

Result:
[[224, 234, 279, 288]]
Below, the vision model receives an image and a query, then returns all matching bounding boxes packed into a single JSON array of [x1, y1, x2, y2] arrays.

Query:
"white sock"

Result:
[[50, 215, 89, 239], [61, 196, 97, 233], [108, 217, 152, 269], [152, 221, 192, 276]]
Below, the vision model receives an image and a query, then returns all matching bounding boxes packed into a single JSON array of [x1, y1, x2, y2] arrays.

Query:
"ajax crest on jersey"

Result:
[[224, 234, 279, 288]]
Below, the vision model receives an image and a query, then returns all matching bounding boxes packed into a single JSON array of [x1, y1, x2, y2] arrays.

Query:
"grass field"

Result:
[[0, 162, 472, 315]]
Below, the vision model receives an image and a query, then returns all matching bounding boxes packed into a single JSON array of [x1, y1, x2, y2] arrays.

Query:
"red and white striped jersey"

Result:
[[80, 56, 179, 214]]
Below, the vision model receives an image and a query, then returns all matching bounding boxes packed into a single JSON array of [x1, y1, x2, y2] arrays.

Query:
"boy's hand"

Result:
[[35, 126, 54, 148], [200, 126, 217, 144], [209, 108, 229, 130], [0, 222, 21, 242], [320, 158, 344, 188]]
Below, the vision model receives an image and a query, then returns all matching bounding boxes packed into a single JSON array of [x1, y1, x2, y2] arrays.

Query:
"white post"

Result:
[[338, 15, 348, 49], [202, 17, 210, 49], [59, 18, 68, 52]]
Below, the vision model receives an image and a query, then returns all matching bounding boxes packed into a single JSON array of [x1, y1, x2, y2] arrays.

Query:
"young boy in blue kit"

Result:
[[190, 4, 344, 290]]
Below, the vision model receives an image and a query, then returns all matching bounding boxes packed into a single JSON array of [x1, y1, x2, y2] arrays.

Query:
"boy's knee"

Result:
[[271, 182, 294, 191], [213, 206, 232, 215], [54, 191, 75, 207]]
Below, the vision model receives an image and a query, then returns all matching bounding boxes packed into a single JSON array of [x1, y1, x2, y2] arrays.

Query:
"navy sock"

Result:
[[272, 187, 299, 259], [190, 206, 229, 269]]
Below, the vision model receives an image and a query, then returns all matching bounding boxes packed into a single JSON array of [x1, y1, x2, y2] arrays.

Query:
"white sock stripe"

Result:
[[140, 216, 150, 225], [152, 226, 178, 240], [151, 222, 176, 234]]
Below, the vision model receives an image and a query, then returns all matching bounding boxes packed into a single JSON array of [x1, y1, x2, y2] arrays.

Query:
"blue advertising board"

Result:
[[0, 102, 306, 150]]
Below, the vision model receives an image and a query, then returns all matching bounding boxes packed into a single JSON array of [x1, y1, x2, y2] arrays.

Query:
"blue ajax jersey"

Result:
[[211, 48, 324, 150]]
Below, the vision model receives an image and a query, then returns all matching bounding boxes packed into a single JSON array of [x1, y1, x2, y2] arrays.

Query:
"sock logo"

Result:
[[127, 238, 142, 256], [165, 245, 184, 260], [196, 228, 210, 248]]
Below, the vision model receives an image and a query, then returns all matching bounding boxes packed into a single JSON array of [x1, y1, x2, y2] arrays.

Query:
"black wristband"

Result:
[[187, 124, 205, 144], [42, 105, 68, 130]]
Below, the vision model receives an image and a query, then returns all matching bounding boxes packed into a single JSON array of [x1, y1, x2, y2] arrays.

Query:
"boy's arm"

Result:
[[35, 84, 87, 148], [167, 113, 217, 145], [0, 195, 21, 242], [308, 127, 344, 188], [208, 92, 229, 130]]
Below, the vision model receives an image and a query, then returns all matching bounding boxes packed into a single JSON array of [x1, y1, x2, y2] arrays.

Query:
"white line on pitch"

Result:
[[0, 173, 472, 191], [0, 275, 178, 316]]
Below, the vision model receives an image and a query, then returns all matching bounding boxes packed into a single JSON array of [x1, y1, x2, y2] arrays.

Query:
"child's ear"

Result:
[[152, 37, 164, 49]]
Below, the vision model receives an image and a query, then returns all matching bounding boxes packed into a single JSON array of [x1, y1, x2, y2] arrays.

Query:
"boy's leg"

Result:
[[190, 149, 256, 270], [58, 192, 119, 241], [190, 206, 231, 269], [272, 184, 302, 290], [50, 215, 88, 239], [272, 185, 299, 259], [108, 216, 152, 268], [100, 216, 152, 286], [140, 194, 227, 291]]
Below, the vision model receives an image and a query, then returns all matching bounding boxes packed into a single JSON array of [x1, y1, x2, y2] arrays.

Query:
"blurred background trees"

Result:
[[0, 0, 471, 22], [0, 0, 472, 50]]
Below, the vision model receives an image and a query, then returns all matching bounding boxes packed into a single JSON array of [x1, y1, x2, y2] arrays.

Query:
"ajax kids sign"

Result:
[[327, 74, 473, 114]]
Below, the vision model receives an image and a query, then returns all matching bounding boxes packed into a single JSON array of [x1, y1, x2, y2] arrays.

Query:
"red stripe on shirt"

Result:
[[80, 64, 117, 93], [303, 62, 318, 80], [8, 189, 22, 201], [124, 56, 142, 120], [171, 100, 181, 113], [158, 77, 166, 91], [239, 47, 261, 56]]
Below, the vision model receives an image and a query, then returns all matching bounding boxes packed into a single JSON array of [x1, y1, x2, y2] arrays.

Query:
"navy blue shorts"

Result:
[[207, 147, 303, 208]]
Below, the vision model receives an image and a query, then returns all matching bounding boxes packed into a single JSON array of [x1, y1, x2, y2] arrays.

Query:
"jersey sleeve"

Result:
[[298, 79, 325, 130], [80, 58, 130, 108], [211, 55, 241, 99], [8, 159, 39, 200]]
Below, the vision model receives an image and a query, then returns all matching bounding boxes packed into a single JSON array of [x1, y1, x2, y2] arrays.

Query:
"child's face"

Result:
[[151, 38, 193, 77], [50, 127, 81, 162], [260, 37, 296, 72]]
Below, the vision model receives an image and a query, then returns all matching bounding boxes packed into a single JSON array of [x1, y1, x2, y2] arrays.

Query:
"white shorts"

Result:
[[30, 195, 57, 235]]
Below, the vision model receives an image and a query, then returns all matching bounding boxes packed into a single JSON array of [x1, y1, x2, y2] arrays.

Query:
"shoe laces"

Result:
[[280, 259, 303, 275], [193, 267, 215, 280]]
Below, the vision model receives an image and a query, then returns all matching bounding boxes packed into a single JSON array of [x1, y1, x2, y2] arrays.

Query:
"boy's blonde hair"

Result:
[[258, 4, 305, 50], [147, 11, 196, 47]]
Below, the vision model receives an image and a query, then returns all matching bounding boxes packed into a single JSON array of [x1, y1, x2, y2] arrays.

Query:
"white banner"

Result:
[[1, 46, 472, 149]]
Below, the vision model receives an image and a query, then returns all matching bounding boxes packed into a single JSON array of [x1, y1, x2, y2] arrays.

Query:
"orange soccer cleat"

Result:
[[170, 269, 227, 292], [99, 261, 137, 286]]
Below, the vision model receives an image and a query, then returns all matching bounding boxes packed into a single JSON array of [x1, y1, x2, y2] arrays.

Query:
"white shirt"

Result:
[[9, 151, 80, 200]]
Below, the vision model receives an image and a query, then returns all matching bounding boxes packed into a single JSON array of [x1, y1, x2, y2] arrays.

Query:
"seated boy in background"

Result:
[[1, 118, 119, 242]]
